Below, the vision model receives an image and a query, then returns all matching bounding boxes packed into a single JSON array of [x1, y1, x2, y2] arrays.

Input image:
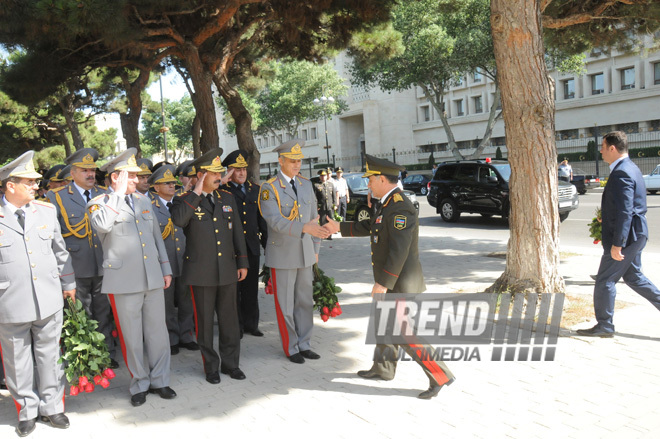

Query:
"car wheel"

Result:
[[420, 186, 428, 195], [559, 212, 569, 222], [440, 199, 460, 222], [356, 206, 371, 222], [578, 189, 587, 195], [649, 190, 657, 195]]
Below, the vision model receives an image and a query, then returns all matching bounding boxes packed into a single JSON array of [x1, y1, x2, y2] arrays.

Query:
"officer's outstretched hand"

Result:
[[193, 172, 207, 195], [303, 216, 330, 239], [324, 216, 340, 234], [237, 268, 247, 281]]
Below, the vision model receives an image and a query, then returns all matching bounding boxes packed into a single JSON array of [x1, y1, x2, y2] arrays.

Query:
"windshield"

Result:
[[492, 164, 511, 182], [345, 174, 369, 191]]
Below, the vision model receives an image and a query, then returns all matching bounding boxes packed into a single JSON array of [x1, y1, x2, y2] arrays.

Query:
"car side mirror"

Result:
[[487, 176, 498, 184]]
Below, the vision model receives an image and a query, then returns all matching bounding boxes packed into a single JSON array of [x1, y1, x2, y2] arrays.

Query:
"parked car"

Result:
[[570, 168, 600, 194], [312, 172, 420, 222], [427, 160, 579, 222], [402, 174, 433, 195], [643, 164, 660, 194]]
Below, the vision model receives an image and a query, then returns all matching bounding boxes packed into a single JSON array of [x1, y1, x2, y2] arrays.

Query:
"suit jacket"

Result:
[[314, 181, 336, 212], [340, 188, 425, 293], [258, 172, 321, 269], [46, 183, 105, 278], [151, 197, 186, 278], [0, 198, 76, 323], [222, 181, 267, 256], [171, 189, 249, 287], [87, 191, 172, 294], [601, 157, 648, 251]]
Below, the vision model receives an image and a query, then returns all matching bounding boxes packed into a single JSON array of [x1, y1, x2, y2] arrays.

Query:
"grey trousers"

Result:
[[0, 311, 64, 421], [270, 267, 314, 356], [108, 289, 171, 395]]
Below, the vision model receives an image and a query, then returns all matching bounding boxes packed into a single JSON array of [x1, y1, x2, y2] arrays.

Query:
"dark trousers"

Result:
[[238, 253, 261, 332], [319, 209, 333, 226], [594, 236, 660, 331], [369, 344, 455, 387], [164, 276, 195, 346], [338, 196, 347, 220], [76, 276, 116, 359], [190, 284, 240, 374]]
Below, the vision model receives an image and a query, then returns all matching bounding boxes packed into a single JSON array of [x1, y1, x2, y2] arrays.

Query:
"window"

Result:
[[302, 129, 308, 140], [621, 67, 635, 90], [654, 62, 660, 85], [473, 96, 483, 113], [264, 137, 269, 147], [435, 164, 457, 180], [455, 99, 464, 116], [311, 127, 317, 139], [456, 165, 476, 182], [271, 135, 276, 146], [257, 138, 262, 148], [563, 79, 575, 99], [473, 70, 482, 83], [422, 106, 430, 122], [617, 122, 638, 134], [591, 73, 604, 95], [277, 134, 283, 143]]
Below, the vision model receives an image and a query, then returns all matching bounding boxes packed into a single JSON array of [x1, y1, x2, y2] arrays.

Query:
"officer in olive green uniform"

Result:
[[324, 155, 455, 400], [170, 148, 249, 384], [314, 170, 336, 227]]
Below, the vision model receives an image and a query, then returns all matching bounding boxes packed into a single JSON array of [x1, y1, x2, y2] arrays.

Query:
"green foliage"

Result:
[[34, 146, 67, 169], [495, 147, 503, 160], [428, 152, 435, 166], [312, 264, 342, 319], [140, 94, 195, 162], [588, 208, 602, 243]]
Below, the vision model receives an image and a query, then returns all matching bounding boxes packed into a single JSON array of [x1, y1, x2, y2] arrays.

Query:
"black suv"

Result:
[[427, 160, 579, 222]]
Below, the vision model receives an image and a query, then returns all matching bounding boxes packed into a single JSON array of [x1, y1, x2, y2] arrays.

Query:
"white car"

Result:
[[643, 164, 660, 194]]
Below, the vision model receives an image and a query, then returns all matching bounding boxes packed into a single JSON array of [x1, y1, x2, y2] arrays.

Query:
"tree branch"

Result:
[[542, 0, 651, 29]]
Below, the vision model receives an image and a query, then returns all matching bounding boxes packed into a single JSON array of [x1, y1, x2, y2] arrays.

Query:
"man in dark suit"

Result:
[[222, 150, 267, 337], [577, 131, 660, 337], [324, 155, 455, 399], [170, 148, 249, 385]]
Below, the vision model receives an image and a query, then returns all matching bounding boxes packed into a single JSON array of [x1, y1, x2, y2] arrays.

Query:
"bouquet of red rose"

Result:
[[588, 208, 602, 244], [260, 263, 342, 321], [59, 298, 116, 395]]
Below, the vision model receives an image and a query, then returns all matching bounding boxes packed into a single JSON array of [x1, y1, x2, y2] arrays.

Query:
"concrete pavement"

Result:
[[1, 217, 659, 439]]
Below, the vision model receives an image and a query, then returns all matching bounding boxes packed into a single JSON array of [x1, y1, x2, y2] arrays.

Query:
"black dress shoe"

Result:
[[16, 418, 36, 437], [220, 367, 246, 380], [130, 391, 148, 407], [170, 345, 180, 355], [289, 353, 305, 364], [576, 325, 614, 338], [300, 350, 320, 360], [149, 386, 177, 399], [418, 378, 455, 400], [109, 359, 120, 369], [178, 341, 200, 351], [357, 369, 394, 380], [248, 329, 264, 337], [206, 371, 221, 384], [0, 379, 7, 390], [40, 413, 70, 429]]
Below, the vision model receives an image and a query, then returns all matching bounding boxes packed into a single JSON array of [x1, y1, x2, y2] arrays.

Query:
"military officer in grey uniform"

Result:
[[43, 164, 66, 191], [148, 166, 197, 355], [171, 148, 248, 384], [87, 148, 176, 407], [0, 151, 76, 436], [324, 155, 455, 399], [135, 158, 155, 200], [174, 160, 197, 196], [46, 148, 118, 368], [222, 150, 268, 337], [258, 139, 330, 364]]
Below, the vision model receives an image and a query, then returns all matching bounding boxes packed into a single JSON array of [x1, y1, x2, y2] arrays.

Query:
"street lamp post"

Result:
[[314, 91, 334, 166]]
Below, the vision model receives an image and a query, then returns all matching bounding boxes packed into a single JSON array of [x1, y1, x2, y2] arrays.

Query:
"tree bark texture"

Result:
[[59, 99, 84, 151], [118, 69, 150, 156], [214, 74, 261, 183], [488, 0, 564, 295]]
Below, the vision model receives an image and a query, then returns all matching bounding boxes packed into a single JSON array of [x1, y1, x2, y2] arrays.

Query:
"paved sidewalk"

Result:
[[1, 229, 659, 438]]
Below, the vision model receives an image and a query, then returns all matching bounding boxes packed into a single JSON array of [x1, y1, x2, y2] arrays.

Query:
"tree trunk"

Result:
[[487, 0, 564, 295], [60, 129, 72, 157], [118, 68, 149, 156], [214, 74, 261, 183], [180, 43, 219, 154], [192, 114, 201, 158], [59, 99, 84, 150], [120, 112, 141, 154]]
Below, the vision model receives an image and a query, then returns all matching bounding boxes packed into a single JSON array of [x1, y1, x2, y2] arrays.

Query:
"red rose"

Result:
[[93, 375, 103, 385], [102, 368, 116, 380], [322, 306, 329, 315], [85, 382, 95, 393], [111, 329, 118, 338], [79, 376, 89, 387], [99, 378, 110, 389], [593, 239, 600, 244], [330, 308, 339, 317], [265, 278, 274, 295], [321, 314, 329, 322], [69, 385, 79, 396]]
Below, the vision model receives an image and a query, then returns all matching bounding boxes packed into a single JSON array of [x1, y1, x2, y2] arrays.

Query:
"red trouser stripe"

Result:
[[270, 268, 290, 356], [408, 343, 450, 386], [0, 341, 20, 416], [108, 294, 132, 378]]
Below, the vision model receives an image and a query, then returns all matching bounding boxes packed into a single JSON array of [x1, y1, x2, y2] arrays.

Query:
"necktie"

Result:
[[15, 208, 25, 230], [290, 179, 297, 197], [125, 195, 134, 211], [207, 193, 214, 206], [84, 189, 91, 202], [238, 184, 245, 195], [166, 201, 173, 212]]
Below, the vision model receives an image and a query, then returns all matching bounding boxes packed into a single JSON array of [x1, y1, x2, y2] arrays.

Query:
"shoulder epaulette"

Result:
[[220, 189, 231, 194], [298, 175, 309, 181], [266, 176, 277, 184], [33, 200, 54, 208], [97, 185, 107, 190], [51, 186, 66, 193], [90, 194, 106, 202]]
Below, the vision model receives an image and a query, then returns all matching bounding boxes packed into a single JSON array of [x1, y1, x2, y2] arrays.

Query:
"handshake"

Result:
[[302, 215, 341, 239]]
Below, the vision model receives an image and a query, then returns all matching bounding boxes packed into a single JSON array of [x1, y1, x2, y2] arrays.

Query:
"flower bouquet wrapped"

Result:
[[588, 208, 602, 244], [59, 298, 116, 395]]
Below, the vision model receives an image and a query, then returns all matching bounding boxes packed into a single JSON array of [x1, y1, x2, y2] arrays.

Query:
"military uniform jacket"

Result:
[[152, 197, 186, 277], [0, 199, 76, 323], [258, 173, 321, 269], [46, 183, 105, 278], [171, 189, 249, 287], [87, 192, 172, 294], [340, 188, 425, 293], [314, 181, 336, 212], [222, 181, 267, 256]]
